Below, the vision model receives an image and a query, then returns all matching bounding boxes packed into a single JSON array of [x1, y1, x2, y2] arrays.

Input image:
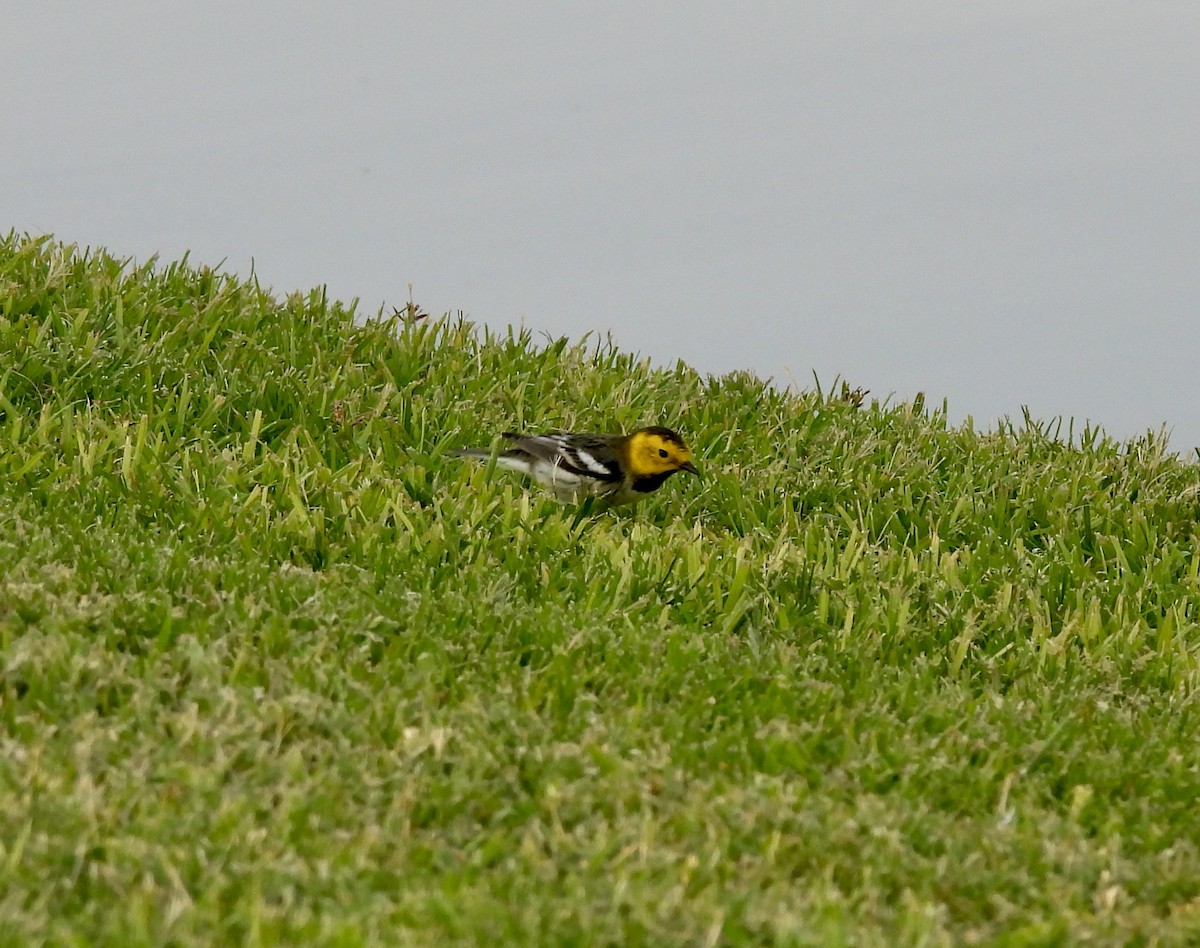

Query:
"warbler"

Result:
[[454, 426, 700, 505]]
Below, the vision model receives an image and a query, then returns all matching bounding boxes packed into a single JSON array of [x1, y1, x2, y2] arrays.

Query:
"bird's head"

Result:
[[625, 426, 700, 478]]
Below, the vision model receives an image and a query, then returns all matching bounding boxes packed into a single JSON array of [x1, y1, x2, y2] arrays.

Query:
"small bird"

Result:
[[454, 426, 700, 505]]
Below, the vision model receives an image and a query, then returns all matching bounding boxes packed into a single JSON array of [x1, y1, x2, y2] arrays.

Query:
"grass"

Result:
[[1, 230, 1199, 945]]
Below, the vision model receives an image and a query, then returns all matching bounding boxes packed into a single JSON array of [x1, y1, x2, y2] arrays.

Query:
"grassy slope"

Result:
[[1, 232, 1199, 945]]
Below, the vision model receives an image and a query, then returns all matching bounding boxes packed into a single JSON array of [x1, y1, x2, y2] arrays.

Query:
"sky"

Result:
[[5, 1, 1198, 449]]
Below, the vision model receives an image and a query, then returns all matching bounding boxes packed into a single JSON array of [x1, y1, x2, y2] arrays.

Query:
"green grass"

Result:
[[2, 231, 1200, 946]]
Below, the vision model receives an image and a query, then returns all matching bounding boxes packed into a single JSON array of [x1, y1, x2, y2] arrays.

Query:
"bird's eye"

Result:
[[658, 448, 669, 458]]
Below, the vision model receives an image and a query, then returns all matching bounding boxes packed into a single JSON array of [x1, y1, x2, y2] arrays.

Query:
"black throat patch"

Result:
[[630, 470, 677, 494]]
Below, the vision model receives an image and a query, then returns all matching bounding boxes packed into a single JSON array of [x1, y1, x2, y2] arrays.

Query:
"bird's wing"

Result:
[[502, 433, 623, 482]]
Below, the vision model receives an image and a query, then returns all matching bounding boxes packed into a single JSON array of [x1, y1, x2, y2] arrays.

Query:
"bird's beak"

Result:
[[680, 460, 700, 476]]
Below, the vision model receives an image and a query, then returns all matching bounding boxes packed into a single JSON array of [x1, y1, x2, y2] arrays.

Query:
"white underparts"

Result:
[[492, 455, 629, 503]]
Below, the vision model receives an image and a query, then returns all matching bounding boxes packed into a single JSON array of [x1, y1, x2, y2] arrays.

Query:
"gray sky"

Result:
[[5, 2, 1198, 449]]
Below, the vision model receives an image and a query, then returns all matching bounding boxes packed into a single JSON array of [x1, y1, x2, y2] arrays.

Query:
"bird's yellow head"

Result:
[[625, 426, 700, 478]]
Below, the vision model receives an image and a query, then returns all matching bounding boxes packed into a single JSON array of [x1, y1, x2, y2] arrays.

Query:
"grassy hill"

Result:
[[2, 231, 1199, 945]]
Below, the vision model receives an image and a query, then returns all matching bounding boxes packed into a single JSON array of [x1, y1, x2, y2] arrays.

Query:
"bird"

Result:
[[453, 426, 700, 505]]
